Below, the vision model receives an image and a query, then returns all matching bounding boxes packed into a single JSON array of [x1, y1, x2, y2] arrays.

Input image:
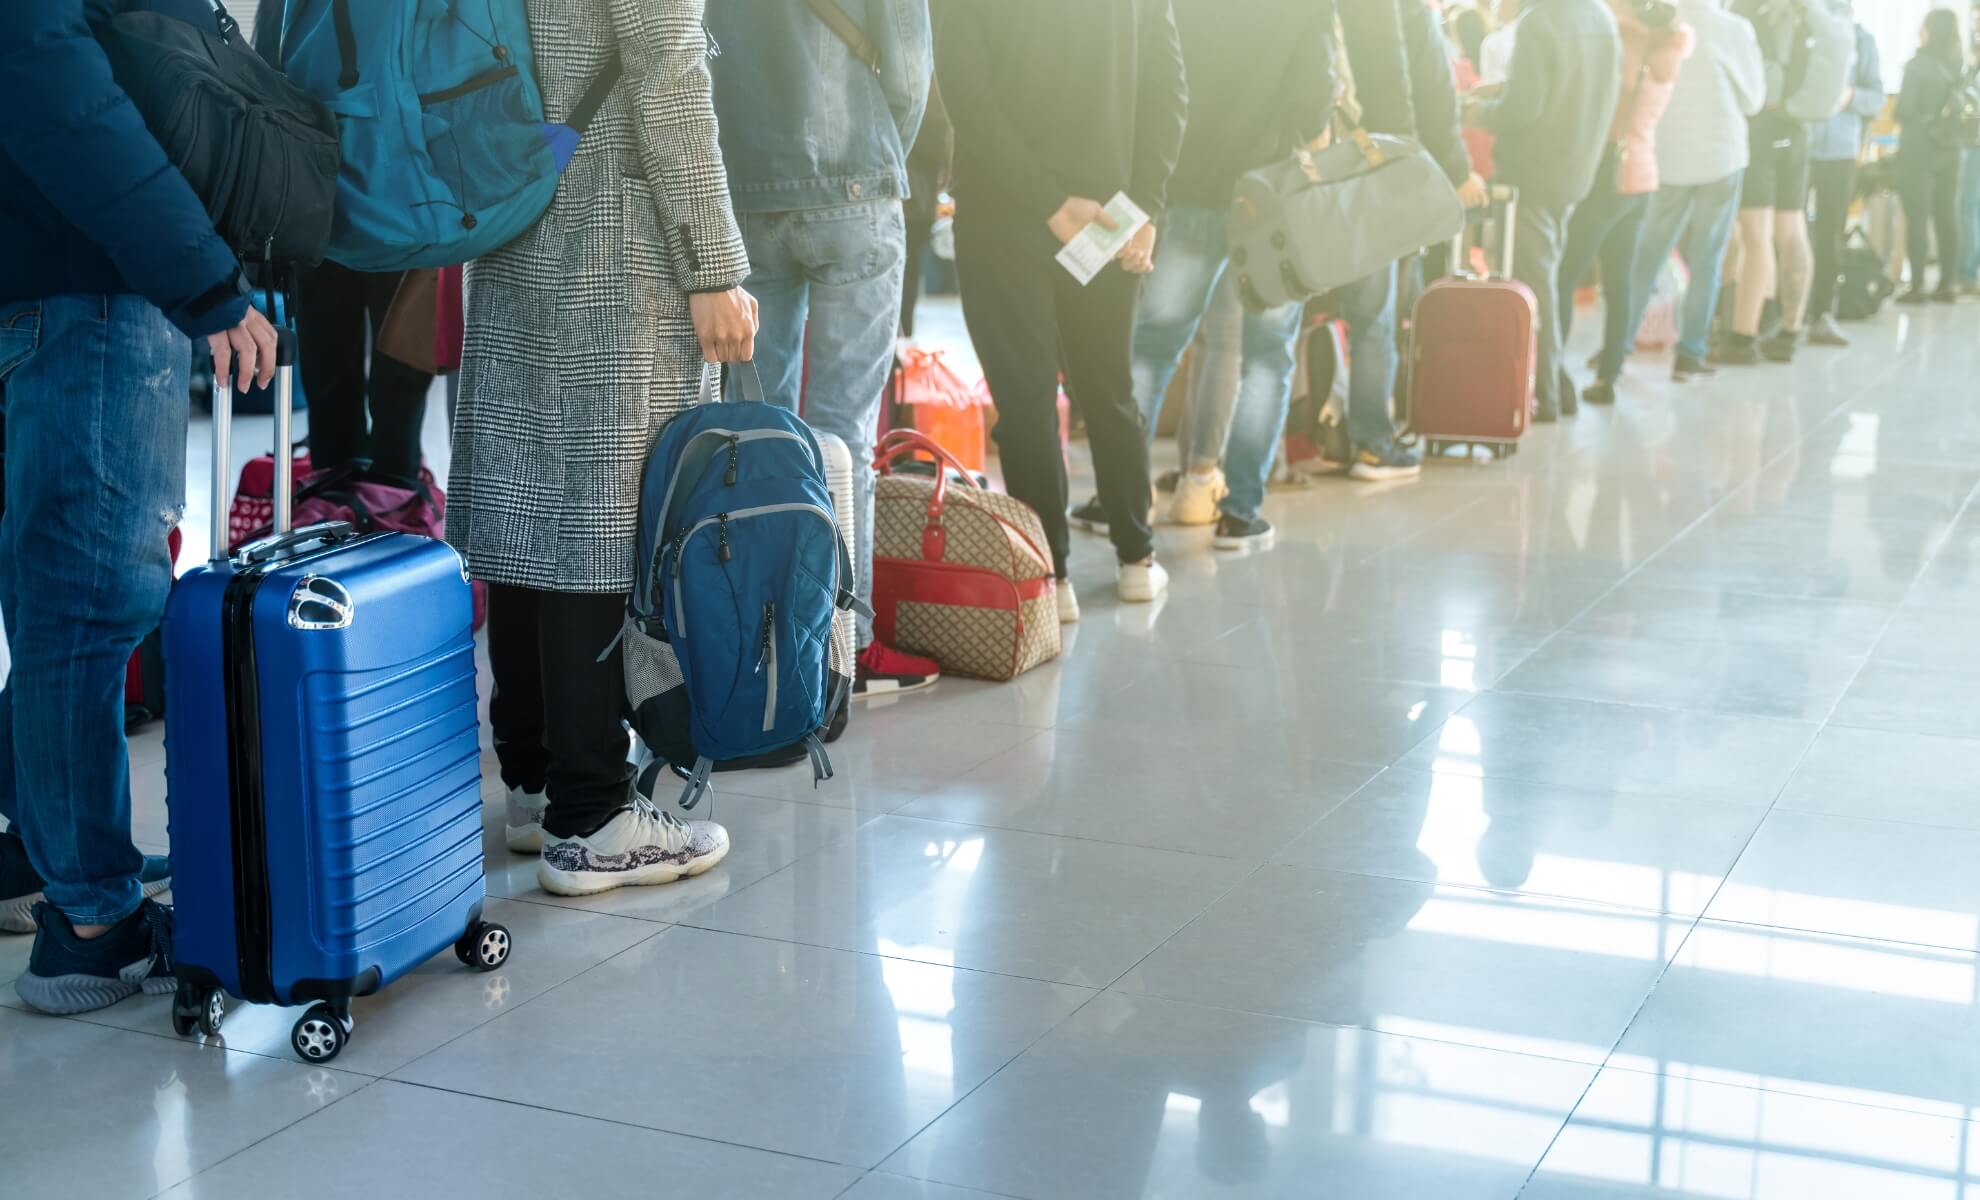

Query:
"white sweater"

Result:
[[1654, 0, 1767, 187]]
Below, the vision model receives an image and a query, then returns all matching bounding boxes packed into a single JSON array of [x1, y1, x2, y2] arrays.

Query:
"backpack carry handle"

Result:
[[700, 360, 768, 405], [209, 326, 300, 563]]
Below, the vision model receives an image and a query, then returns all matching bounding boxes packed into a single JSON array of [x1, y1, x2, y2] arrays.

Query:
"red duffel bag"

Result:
[[870, 429, 1060, 682]]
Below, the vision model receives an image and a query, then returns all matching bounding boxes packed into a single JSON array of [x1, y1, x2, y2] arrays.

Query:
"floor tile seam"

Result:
[[1336, 488, 1509, 570], [1261, 856, 1727, 924], [826, 804, 1279, 863], [48, 1002, 399, 1077], [382, 921, 673, 1084], [1684, 911, 1980, 960], [836, 1170, 1032, 1200], [1766, 796, 1980, 835], [1488, 677, 1849, 724], [662, 914, 1112, 992], [375, 1075, 870, 1172], [140, 1074, 383, 1200], [1590, 1042, 1980, 1123]]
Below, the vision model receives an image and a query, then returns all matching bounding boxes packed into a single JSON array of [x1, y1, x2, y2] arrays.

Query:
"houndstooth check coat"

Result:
[[449, 0, 748, 593]]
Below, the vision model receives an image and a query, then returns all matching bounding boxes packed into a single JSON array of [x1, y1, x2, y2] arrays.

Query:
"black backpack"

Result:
[[93, 0, 341, 265], [1835, 227, 1895, 321]]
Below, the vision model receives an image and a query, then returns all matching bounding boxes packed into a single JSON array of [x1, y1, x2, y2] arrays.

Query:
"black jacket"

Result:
[[937, 0, 1188, 229], [1896, 52, 1965, 166], [1339, 0, 1472, 187], [1480, 0, 1623, 210], [1166, 0, 1335, 206]]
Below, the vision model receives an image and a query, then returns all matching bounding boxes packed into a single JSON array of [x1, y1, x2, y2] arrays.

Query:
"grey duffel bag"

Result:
[[1228, 131, 1465, 311]]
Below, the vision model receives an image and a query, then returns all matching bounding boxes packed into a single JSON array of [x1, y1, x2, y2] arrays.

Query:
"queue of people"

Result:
[[0, 0, 1963, 1016]]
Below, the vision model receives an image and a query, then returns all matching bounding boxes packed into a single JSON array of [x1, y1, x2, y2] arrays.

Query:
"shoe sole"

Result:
[[1118, 581, 1169, 603], [1348, 465, 1423, 482], [1068, 517, 1110, 535], [15, 959, 176, 1015], [1213, 529, 1276, 551], [853, 674, 940, 699], [506, 824, 545, 855], [535, 840, 732, 897], [0, 873, 172, 936]]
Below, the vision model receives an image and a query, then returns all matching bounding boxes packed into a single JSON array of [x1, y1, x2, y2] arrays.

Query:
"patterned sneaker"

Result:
[[537, 795, 730, 897], [1, 830, 169, 934], [16, 899, 175, 1015], [505, 786, 549, 855], [1165, 468, 1226, 526], [854, 640, 940, 697]]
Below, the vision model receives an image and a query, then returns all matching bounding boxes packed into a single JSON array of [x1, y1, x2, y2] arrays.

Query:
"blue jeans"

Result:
[[0, 295, 187, 925], [1128, 205, 1301, 522], [1628, 172, 1744, 363], [1334, 263, 1401, 450], [1959, 149, 1980, 284], [733, 201, 906, 647]]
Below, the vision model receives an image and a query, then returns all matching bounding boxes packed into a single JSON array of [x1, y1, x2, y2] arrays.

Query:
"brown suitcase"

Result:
[[1408, 187, 1536, 457]]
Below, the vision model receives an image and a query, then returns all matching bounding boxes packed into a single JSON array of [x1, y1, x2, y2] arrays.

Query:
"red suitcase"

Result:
[[1409, 187, 1536, 458]]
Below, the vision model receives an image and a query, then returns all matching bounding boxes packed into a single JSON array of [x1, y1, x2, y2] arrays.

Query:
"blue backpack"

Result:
[[622, 365, 866, 809], [273, 0, 619, 271]]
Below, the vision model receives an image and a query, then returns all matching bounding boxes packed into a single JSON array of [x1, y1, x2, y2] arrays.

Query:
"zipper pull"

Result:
[[671, 528, 689, 577], [724, 436, 740, 486], [755, 603, 774, 673], [717, 513, 732, 563]]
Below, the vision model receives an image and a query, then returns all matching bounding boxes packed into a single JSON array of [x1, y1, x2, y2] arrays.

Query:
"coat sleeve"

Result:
[[1401, 0, 1470, 185], [1339, 0, 1414, 135], [1281, 0, 1337, 149], [0, 1, 246, 339], [873, 0, 933, 155], [934, 0, 1063, 220], [1726, 14, 1767, 118], [1481, 15, 1554, 137], [611, 0, 749, 294], [1127, 0, 1187, 221], [1647, 24, 1693, 86], [1849, 26, 1885, 119], [1894, 59, 1936, 127]]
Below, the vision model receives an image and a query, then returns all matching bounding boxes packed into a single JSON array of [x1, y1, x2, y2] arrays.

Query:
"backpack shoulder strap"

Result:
[[802, 0, 882, 76], [567, 53, 623, 134]]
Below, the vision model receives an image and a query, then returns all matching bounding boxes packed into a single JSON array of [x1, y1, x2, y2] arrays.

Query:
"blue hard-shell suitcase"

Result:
[[161, 332, 507, 1064]]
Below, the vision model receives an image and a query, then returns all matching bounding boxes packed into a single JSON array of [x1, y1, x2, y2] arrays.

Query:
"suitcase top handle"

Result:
[[210, 327, 300, 565]]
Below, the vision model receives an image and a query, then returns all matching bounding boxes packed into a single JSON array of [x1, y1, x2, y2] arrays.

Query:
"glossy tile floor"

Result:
[[9, 298, 1980, 1199]]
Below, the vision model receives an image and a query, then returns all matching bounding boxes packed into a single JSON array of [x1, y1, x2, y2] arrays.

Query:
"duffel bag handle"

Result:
[[874, 428, 983, 562]]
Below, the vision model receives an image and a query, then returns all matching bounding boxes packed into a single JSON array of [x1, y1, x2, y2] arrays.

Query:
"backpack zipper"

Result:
[[758, 602, 777, 732], [652, 428, 816, 573], [669, 502, 838, 639]]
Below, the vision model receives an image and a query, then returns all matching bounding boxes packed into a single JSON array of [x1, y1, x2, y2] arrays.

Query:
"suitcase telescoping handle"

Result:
[[208, 326, 302, 565], [1449, 184, 1519, 281]]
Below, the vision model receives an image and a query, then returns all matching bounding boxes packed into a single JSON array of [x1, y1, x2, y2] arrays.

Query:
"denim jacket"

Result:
[[708, 1, 932, 213]]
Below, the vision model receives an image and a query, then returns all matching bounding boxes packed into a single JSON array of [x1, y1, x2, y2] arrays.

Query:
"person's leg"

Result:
[[1730, 207, 1777, 338], [1556, 184, 1623, 348], [1959, 148, 1980, 284], [1934, 158, 1963, 295], [294, 260, 372, 469], [901, 169, 938, 337], [1901, 165, 1935, 295], [1217, 294, 1304, 536], [2, 294, 183, 1011], [1182, 272, 1244, 472], [1771, 208, 1814, 338], [1593, 193, 1650, 387], [1513, 201, 1569, 419], [1339, 262, 1401, 450], [734, 211, 810, 409], [535, 588, 729, 895], [1127, 206, 1227, 447], [956, 214, 1069, 576], [355, 270, 434, 478], [1679, 173, 1744, 364], [1057, 259, 1156, 576], [1625, 184, 1693, 358], [485, 582, 550, 851], [1807, 159, 1851, 322]]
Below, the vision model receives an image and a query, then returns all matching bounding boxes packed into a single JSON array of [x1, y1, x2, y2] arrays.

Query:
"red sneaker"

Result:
[[855, 641, 940, 697]]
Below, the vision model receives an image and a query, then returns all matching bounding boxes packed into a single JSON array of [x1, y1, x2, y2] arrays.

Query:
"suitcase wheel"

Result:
[[172, 983, 226, 1039], [292, 1003, 352, 1064], [455, 920, 512, 973]]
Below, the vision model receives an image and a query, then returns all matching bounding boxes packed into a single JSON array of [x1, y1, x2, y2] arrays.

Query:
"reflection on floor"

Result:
[[8, 298, 1980, 1199]]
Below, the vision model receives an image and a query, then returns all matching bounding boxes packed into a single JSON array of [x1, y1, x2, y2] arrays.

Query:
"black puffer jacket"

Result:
[[1337, 0, 1471, 186]]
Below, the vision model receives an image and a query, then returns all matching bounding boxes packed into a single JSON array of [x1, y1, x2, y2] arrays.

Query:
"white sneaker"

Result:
[[504, 786, 548, 855], [537, 796, 730, 897], [1166, 468, 1226, 526], [1056, 577, 1081, 624], [1118, 559, 1169, 604]]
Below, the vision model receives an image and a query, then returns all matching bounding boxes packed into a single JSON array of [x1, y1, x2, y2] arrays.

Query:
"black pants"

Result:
[[485, 584, 631, 839], [1901, 154, 1962, 292], [1807, 158, 1856, 319], [954, 213, 1153, 574], [1556, 182, 1650, 384], [295, 261, 432, 478], [901, 167, 942, 338]]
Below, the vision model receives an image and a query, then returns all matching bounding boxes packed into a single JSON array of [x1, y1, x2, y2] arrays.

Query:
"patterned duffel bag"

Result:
[[871, 429, 1060, 681]]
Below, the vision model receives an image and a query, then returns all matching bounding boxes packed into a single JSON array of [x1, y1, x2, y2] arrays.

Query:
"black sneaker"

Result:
[[1212, 514, 1275, 551], [0, 829, 170, 934], [1349, 437, 1423, 482], [1582, 380, 1617, 406], [1068, 496, 1109, 535], [1759, 331, 1798, 363], [1708, 336, 1760, 366], [16, 899, 175, 1014], [1672, 353, 1717, 381]]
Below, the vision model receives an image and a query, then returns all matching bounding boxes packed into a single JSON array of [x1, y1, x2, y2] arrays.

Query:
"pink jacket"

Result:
[[1610, 3, 1694, 195]]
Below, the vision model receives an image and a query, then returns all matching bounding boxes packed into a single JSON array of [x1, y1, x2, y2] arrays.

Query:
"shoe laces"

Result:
[[627, 787, 693, 847]]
